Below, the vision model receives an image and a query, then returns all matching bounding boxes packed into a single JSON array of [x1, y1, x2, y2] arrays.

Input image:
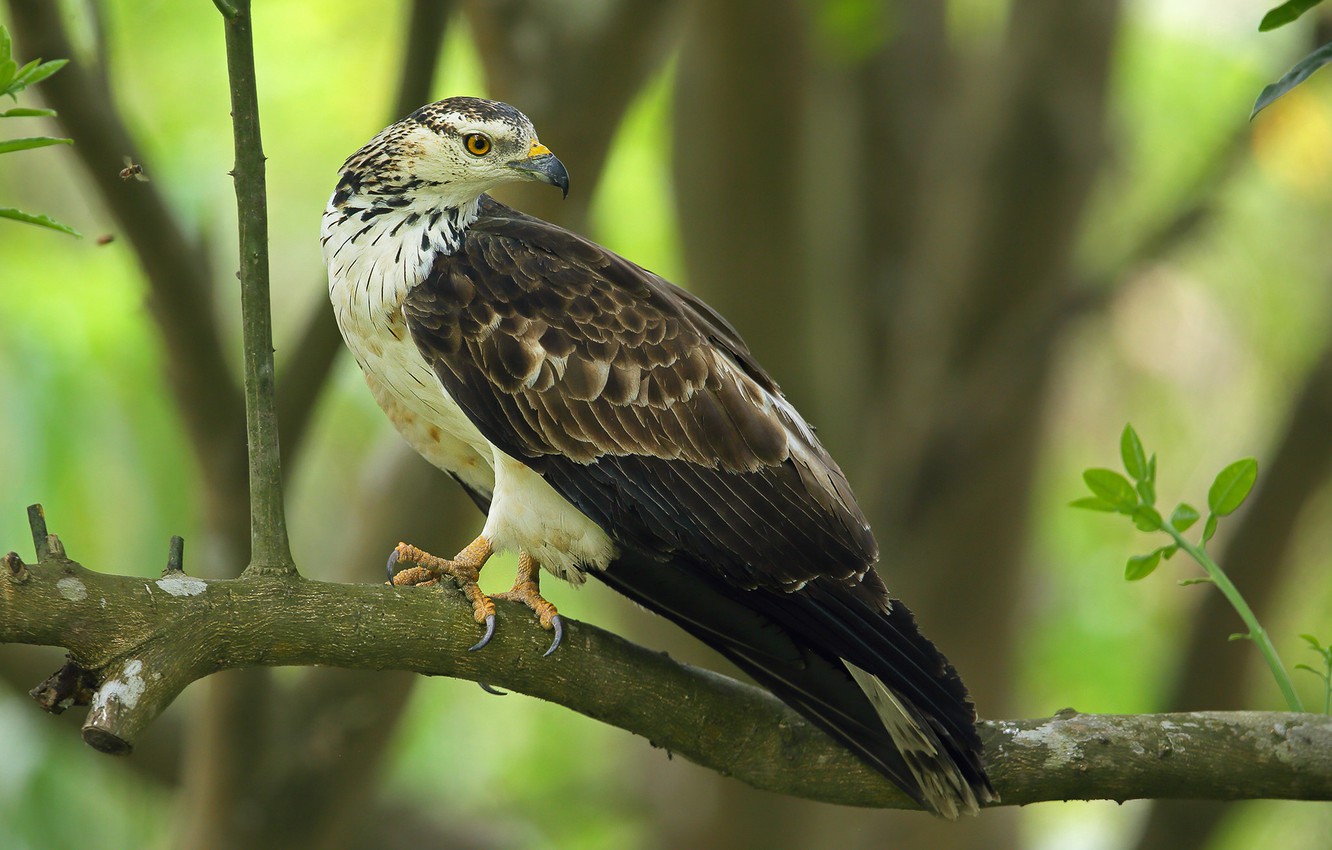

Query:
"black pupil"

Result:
[[470, 135, 488, 153]]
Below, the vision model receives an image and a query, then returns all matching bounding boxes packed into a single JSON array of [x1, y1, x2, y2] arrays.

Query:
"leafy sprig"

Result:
[[1254, 0, 1332, 117], [1295, 634, 1332, 715], [1074, 424, 1304, 712], [0, 24, 78, 237]]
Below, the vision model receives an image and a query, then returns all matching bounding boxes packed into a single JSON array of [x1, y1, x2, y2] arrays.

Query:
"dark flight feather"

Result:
[[403, 195, 994, 814]]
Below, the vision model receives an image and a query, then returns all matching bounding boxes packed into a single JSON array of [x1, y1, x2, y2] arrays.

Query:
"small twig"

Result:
[[164, 536, 185, 575], [26, 503, 48, 562], [215, 0, 296, 577], [1162, 525, 1304, 712]]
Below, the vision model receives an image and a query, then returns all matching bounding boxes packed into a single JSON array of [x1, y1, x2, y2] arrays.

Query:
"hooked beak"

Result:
[[508, 140, 570, 198]]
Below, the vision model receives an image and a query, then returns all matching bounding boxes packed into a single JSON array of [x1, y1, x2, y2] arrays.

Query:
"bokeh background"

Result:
[[2, 0, 1331, 848]]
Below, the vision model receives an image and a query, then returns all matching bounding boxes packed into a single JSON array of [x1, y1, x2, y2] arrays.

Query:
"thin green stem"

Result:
[[216, 0, 296, 577], [1164, 524, 1303, 712]]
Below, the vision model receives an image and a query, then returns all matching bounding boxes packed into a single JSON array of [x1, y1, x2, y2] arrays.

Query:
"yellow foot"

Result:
[[387, 537, 496, 651], [491, 550, 563, 657]]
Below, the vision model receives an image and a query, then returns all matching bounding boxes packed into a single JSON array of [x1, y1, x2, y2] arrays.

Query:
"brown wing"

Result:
[[402, 197, 878, 595]]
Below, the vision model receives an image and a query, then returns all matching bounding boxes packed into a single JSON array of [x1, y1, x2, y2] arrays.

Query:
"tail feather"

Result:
[[593, 548, 995, 816]]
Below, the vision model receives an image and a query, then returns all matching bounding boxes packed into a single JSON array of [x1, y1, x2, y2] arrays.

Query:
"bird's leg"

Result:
[[491, 549, 564, 656], [388, 537, 497, 650]]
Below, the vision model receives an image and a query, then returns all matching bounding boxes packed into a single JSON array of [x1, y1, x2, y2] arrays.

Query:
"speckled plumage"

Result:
[[323, 97, 994, 817]]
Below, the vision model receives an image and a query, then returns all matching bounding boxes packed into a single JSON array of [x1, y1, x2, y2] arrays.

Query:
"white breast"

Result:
[[322, 194, 617, 580]]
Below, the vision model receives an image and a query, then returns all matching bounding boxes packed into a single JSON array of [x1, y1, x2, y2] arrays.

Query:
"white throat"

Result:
[[321, 192, 480, 321]]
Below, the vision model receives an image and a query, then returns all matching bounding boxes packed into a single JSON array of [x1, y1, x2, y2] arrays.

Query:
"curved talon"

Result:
[[385, 547, 401, 582], [543, 614, 563, 657], [478, 682, 508, 696], [469, 613, 496, 652]]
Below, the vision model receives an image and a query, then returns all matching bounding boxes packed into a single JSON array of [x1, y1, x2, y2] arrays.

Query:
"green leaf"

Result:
[[1295, 663, 1320, 674], [0, 25, 11, 65], [1121, 424, 1149, 482], [14, 58, 66, 91], [1147, 453, 1157, 485], [1131, 505, 1163, 532], [1300, 633, 1324, 650], [0, 207, 81, 236], [1170, 503, 1201, 532], [1125, 550, 1162, 581], [0, 107, 55, 118], [1159, 544, 1179, 560], [0, 58, 17, 93], [0, 135, 72, 154], [1228, 632, 1253, 642], [1260, 0, 1326, 32], [1083, 468, 1138, 512], [1177, 576, 1213, 586], [1253, 41, 1332, 118], [1069, 496, 1118, 512], [1136, 478, 1156, 507], [1208, 458, 1258, 516], [1201, 513, 1219, 545]]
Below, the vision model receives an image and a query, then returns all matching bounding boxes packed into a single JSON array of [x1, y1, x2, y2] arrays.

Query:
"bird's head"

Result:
[[335, 97, 569, 208]]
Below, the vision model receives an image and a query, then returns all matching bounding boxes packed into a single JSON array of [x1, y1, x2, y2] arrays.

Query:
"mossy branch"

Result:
[[3, 510, 1330, 811]]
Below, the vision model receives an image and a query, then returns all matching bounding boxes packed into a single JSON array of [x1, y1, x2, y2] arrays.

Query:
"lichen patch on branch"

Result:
[[56, 576, 87, 601], [89, 659, 146, 714], [156, 576, 208, 597]]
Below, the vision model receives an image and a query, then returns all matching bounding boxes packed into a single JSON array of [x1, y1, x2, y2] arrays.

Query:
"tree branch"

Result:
[[217, 0, 295, 576], [2, 515, 1328, 810]]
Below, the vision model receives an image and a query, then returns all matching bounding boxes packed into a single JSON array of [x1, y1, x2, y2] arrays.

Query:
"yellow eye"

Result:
[[464, 133, 492, 156]]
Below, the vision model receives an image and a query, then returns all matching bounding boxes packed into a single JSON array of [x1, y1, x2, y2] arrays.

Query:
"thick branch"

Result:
[[2, 546, 1328, 810]]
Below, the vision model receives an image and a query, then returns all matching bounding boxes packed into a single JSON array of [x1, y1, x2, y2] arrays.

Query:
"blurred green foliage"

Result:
[[1, 2, 1331, 849]]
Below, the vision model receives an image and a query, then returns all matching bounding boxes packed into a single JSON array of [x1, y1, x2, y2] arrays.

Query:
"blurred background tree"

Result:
[[1, 1, 1330, 849]]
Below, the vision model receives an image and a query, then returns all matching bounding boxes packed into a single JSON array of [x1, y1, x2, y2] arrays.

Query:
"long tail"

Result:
[[592, 549, 996, 817]]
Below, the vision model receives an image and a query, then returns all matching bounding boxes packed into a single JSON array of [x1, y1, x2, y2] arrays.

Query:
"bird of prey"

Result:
[[322, 96, 995, 817]]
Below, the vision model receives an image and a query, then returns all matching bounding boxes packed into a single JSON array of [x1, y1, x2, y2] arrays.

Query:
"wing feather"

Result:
[[403, 197, 877, 591]]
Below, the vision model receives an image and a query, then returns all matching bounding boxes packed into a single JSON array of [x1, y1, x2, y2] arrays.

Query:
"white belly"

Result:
[[333, 295, 617, 581]]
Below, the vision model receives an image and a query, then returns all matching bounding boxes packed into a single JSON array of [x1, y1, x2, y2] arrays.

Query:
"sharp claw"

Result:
[[386, 547, 400, 582], [478, 682, 508, 696], [469, 613, 496, 652], [543, 614, 563, 657]]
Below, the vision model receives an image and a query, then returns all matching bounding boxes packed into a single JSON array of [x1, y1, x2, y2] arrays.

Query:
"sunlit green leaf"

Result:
[[1121, 424, 1148, 482], [0, 106, 55, 118], [0, 207, 81, 236], [1083, 468, 1137, 511], [0, 58, 17, 93], [1131, 505, 1163, 532], [1160, 544, 1179, 560], [1295, 663, 1320, 674], [1260, 0, 1326, 31], [0, 135, 72, 154], [1202, 513, 1219, 545], [0, 25, 11, 66], [1125, 551, 1161, 581], [1136, 478, 1156, 507], [1208, 458, 1258, 516], [1253, 41, 1332, 118], [1170, 503, 1201, 532], [1069, 496, 1117, 512], [13, 58, 67, 91]]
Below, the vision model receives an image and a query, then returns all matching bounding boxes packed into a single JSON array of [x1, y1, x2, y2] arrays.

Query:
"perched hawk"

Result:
[[323, 97, 994, 817]]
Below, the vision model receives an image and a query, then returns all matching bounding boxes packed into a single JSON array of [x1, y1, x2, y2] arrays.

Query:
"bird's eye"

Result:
[[464, 133, 492, 156]]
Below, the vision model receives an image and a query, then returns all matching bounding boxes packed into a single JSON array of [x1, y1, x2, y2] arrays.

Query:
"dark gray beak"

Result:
[[509, 152, 570, 199]]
